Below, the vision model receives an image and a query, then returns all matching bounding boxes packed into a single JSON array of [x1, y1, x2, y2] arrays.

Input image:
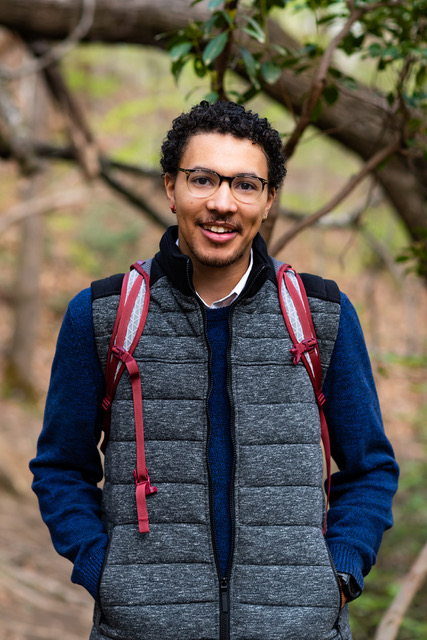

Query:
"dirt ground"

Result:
[[0, 399, 93, 640]]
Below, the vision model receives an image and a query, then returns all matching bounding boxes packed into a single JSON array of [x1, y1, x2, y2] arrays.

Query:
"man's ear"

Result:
[[164, 173, 176, 210], [265, 187, 276, 216]]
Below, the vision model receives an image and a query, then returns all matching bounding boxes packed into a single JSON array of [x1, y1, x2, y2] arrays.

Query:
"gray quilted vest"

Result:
[[90, 267, 351, 640]]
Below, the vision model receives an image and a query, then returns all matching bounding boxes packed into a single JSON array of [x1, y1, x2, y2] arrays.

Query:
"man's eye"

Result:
[[191, 174, 214, 187], [235, 179, 258, 192]]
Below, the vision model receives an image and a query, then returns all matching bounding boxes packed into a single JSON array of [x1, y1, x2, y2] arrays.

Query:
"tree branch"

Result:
[[0, 0, 97, 81], [269, 141, 399, 256], [98, 158, 167, 229], [0, 137, 168, 226], [284, 2, 364, 160], [374, 541, 427, 640], [0, 188, 88, 235], [34, 49, 99, 178]]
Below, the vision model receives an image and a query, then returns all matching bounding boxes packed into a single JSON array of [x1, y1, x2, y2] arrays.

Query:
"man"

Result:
[[31, 100, 399, 640]]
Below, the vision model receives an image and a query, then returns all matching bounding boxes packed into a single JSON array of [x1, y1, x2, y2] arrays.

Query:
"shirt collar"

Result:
[[198, 250, 254, 309]]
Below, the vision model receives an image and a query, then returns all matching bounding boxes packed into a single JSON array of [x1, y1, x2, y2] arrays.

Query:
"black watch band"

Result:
[[337, 572, 362, 602]]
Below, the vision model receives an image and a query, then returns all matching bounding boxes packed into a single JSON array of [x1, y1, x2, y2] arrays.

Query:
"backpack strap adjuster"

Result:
[[290, 337, 318, 365]]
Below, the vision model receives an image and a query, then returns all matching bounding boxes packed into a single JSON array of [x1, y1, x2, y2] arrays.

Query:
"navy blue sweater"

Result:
[[30, 287, 399, 600]]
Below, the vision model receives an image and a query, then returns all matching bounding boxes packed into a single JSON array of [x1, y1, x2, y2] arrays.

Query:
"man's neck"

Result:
[[192, 257, 251, 308]]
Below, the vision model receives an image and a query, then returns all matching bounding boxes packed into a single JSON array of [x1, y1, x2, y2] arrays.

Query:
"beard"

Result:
[[187, 241, 249, 269]]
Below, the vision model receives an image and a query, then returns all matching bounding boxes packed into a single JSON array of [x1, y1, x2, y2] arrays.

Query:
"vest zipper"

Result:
[[193, 260, 268, 640], [199, 295, 231, 640], [220, 577, 230, 639], [219, 268, 266, 638]]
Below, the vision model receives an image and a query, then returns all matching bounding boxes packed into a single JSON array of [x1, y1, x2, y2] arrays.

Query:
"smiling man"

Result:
[[31, 101, 398, 640]]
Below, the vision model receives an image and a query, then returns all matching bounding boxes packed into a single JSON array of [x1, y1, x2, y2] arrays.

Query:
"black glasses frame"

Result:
[[178, 167, 268, 198]]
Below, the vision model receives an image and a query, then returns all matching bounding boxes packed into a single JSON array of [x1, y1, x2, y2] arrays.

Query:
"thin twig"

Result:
[[269, 141, 399, 256], [0, 0, 97, 81], [374, 541, 427, 640]]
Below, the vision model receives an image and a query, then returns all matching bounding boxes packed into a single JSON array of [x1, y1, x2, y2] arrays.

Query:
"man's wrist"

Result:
[[337, 572, 362, 603]]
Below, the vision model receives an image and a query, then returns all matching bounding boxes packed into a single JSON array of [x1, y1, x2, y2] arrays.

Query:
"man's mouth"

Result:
[[202, 224, 234, 234], [201, 222, 239, 234]]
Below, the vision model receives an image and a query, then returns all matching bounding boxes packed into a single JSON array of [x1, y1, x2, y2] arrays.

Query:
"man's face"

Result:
[[164, 132, 275, 272]]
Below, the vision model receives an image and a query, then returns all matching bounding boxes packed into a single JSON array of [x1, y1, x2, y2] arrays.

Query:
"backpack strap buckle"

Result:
[[290, 337, 317, 365]]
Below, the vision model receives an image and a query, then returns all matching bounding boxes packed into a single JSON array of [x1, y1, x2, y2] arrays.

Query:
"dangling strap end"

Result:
[[316, 391, 326, 407], [101, 394, 112, 412], [133, 469, 157, 534]]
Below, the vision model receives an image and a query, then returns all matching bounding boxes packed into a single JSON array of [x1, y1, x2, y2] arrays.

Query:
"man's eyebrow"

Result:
[[189, 166, 260, 177]]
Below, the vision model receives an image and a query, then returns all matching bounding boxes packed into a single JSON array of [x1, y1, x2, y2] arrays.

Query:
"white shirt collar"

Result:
[[197, 250, 254, 309]]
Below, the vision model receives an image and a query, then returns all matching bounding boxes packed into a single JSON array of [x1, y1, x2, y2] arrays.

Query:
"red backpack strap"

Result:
[[101, 259, 157, 534], [276, 262, 331, 535]]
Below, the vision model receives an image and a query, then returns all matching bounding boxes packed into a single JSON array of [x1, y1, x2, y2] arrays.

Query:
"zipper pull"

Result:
[[220, 578, 229, 613]]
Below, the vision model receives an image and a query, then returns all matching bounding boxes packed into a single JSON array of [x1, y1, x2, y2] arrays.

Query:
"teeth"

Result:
[[204, 225, 230, 234]]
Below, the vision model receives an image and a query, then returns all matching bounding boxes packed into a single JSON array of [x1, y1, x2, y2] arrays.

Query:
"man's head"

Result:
[[161, 100, 287, 191], [162, 102, 286, 288]]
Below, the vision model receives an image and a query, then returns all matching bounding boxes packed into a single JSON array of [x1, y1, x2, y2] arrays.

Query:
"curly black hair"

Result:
[[160, 101, 287, 190]]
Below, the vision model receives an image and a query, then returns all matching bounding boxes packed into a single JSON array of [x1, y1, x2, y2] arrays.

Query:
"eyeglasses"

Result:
[[178, 168, 269, 204]]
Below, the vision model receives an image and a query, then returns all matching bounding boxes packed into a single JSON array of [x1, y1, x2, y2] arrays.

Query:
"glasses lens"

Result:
[[186, 170, 219, 197], [184, 169, 265, 203], [232, 177, 263, 203]]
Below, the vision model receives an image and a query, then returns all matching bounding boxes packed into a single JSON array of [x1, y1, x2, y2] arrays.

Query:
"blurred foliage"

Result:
[[396, 229, 427, 278], [164, 0, 427, 275], [350, 370, 427, 639], [350, 459, 427, 639], [167, 0, 427, 125]]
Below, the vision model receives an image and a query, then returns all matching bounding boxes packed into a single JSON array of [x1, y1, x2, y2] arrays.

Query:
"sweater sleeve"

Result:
[[29, 288, 108, 600], [323, 292, 399, 593]]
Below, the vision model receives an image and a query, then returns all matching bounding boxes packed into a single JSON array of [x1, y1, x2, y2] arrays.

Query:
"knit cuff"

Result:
[[326, 541, 365, 593], [71, 541, 107, 600]]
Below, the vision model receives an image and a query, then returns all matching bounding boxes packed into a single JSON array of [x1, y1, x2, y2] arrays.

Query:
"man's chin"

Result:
[[192, 249, 245, 270]]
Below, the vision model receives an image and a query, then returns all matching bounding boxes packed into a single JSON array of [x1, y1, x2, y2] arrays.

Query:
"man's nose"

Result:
[[207, 180, 238, 212]]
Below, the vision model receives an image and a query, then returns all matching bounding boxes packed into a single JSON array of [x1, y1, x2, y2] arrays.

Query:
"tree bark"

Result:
[[0, 0, 425, 244], [4, 59, 47, 398]]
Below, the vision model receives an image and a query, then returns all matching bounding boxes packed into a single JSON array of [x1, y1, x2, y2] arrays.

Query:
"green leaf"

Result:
[[238, 84, 260, 105], [311, 99, 323, 122], [243, 17, 266, 44], [171, 58, 188, 82], [323, 84, 339, 105], [194, 56, 207, 78], [415, 66, 427, 88], [260, 61, 282, 84], [368, 43, 383, 58], [208, 0, 224, 9], [386, 91, 395, 106], [204, 91, 219, 103], [219, 10, 234, 27], [169, 41, 193, 63], [202, 31, 229, 66], [240, 47, 260, 88], [340, 32, 365, 56]]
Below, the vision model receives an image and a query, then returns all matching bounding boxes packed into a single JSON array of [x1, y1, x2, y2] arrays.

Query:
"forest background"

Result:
[[0, 1, 426, 638]]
